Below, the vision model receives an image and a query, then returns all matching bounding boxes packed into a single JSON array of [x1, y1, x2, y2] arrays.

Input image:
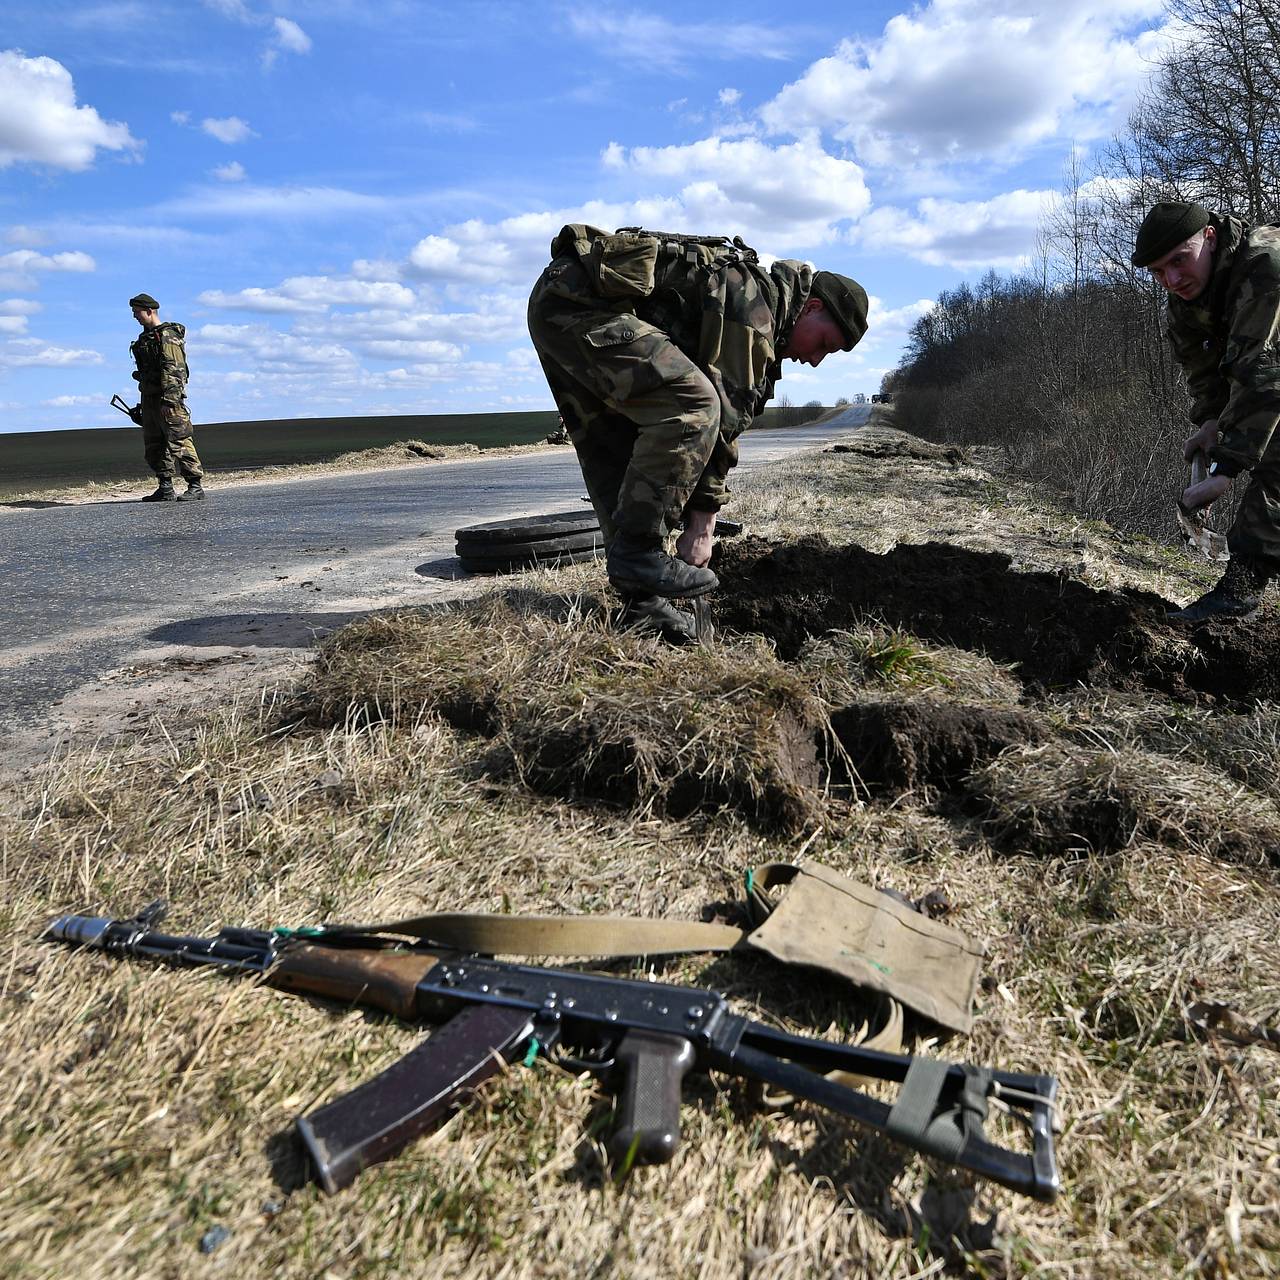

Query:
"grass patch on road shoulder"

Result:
[[3, 422, 1279, 1278]]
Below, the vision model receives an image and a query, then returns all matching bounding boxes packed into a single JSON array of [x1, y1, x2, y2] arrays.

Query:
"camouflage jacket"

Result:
[[1166, 216, 1280, 473], [548, 225, 813, 509], [639, 243, 811, 509], [131, 321, 188, 402]]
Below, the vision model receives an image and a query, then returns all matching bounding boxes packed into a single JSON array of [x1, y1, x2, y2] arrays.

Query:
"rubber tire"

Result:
[[459, 546, 603, 574], [454, 510, 600, 545]]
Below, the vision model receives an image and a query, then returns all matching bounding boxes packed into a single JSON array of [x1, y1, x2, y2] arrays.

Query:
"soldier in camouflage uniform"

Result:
[[128, 292, 204, 502], [528, 225, 867, 642], [1133, 201, 1280, 620]]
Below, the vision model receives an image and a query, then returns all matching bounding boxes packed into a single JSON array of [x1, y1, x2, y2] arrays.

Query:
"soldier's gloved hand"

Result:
[[676, 509, 717, 568], [1183, 418, 1219, 462], [128, 403, 143, 425], [1182, 471, 1232, 512]]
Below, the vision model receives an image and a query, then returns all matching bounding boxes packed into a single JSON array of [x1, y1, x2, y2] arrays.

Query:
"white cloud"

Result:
[[170, 110, 190, 126], [195, 322, 357, 367], [201, 116, 254, 144], [43, 393, 99, 406], [566, 15, 795, 70], [0, 298, 40, 334], [203, 0, 254, 20], [0, 248, 96, 290], [211, 161, 247, 181], [158, 183, 391, 220], [263, 17, 312, 67], [0, 50, 138, 171], [198, 276, 417, 313], [271, 17, 311, 54], [0, 339, 103, 368], [602, 135, 871, 246], [5, 226, 47, 247], [761, 1, 1168, 171], [854, 189, 1055, 268], [719, 88, 742, 106]]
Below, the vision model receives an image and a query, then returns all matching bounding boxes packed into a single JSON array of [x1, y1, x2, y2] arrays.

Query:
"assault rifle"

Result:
[[110, 393, 142, 425], [46, 902, 1061, 1200]]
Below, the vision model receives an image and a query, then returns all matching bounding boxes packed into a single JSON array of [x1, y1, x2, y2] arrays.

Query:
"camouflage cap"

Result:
[[1131, 202, 1212, 267], [129, 292, 160, 310], [809, 272, 869, 350]]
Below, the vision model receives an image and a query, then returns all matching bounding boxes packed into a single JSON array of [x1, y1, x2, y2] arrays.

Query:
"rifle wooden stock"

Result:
[[268, 944, 441, 1019]]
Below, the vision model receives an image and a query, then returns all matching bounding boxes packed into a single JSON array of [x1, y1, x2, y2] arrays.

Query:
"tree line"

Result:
[[890, 0, 1280, 539]]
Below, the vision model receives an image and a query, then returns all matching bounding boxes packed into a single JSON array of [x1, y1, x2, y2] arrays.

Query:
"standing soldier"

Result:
[[528, 224, 867, 643], [128, 292, 205, 502], [1133, 201, 1280, 620]]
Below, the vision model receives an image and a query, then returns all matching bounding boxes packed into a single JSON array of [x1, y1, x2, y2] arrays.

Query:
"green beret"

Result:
[[129, 292, 160, 310], [809, 271, 869, 350], [1131, 202, 1212, 267]]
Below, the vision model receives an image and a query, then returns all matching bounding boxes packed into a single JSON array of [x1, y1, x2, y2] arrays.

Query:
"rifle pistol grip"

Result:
[[608, 1030, 695, 1167]]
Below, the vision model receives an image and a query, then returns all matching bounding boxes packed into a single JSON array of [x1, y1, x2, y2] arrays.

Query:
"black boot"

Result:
[[607, 532, 718, 599], [141, 478, 176, 502], [617, 594, 700, 645], [1168, 557, 1271, 622], [176, 481, 205, 501]]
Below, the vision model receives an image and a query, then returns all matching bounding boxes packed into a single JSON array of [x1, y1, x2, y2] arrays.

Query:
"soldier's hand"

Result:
[[676, 509, 716, 568], [1183, 418, 1219, 462], [1182, 472, 1231, 512], [129, 403, 143, 425]]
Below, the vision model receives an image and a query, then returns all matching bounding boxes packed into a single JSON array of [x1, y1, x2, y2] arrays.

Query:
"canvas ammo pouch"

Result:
[[549, 223, 660, 299], [319, 861, 984, 1035]]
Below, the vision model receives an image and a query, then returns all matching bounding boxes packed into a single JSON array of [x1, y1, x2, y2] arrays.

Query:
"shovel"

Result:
[[1176, 452, 1229, 562]]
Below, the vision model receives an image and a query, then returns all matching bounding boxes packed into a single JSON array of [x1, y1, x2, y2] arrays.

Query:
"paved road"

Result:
[[0, 407, 869, 729]]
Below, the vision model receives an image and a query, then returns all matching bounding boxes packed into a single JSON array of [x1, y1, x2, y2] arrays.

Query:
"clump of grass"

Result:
[[795, 627, 1024, 706], [301, 588, 828, 834], [973, 740, 1280, 864]]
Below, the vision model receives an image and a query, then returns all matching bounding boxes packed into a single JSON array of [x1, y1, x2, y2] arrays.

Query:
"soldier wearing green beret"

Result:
[[128, 293, 205, 502], [528, 225, 868, 642], [1134, 200, 1280, 620]]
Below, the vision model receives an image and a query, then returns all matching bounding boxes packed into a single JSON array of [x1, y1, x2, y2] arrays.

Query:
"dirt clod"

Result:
[[831, 697, 1047, 796]]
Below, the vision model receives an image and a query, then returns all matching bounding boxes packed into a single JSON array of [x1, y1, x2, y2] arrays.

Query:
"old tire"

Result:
[[455, 510, 604, 574]]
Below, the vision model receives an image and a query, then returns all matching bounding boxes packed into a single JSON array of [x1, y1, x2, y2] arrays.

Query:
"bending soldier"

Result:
[[528, 225, 867, 643], [128, 292, 205, 502], [1133, 202, 1280, 620]]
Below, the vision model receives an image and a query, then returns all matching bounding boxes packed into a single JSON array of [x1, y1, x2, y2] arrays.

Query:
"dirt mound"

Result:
[[713, 536, 1280, 704], [831, 698, 1047, 796], [303, 591, 824, 834], [825, 438, 967, 466]]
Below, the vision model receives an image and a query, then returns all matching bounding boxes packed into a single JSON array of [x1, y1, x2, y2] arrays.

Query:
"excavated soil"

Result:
[[713, 536, 1280, 705], [830, 698, 1048, 796]]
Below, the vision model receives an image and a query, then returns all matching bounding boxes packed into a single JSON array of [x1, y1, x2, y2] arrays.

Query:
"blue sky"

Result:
[[1, 0, 1172, 433]]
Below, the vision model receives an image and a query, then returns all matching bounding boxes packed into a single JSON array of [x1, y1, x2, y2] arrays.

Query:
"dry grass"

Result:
[[2, 419, 1279, 1278]]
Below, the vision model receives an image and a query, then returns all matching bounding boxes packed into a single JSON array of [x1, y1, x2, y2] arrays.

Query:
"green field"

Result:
[[0, 405, 828, 500], [0, 411, 560, 499]]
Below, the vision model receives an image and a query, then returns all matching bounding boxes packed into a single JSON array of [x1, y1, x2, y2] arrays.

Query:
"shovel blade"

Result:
[[1176, 503, 1230, 561]]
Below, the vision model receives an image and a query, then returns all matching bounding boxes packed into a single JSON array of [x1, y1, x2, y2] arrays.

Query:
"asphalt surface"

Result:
[[0, 407, 869, 733]]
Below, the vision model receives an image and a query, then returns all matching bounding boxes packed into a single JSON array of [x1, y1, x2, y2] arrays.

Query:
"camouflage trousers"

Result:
[[527, 255, 720, 544], [140, 395, 203, 482]]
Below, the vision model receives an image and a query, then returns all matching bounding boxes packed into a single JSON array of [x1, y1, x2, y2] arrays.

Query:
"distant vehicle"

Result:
[[854, 393, 866, 404], [871, 394, 881, 403], [880, 392, 894, 404]]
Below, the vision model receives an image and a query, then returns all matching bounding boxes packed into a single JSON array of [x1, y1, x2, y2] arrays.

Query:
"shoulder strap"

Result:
[[317, 910, 747, 957]]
